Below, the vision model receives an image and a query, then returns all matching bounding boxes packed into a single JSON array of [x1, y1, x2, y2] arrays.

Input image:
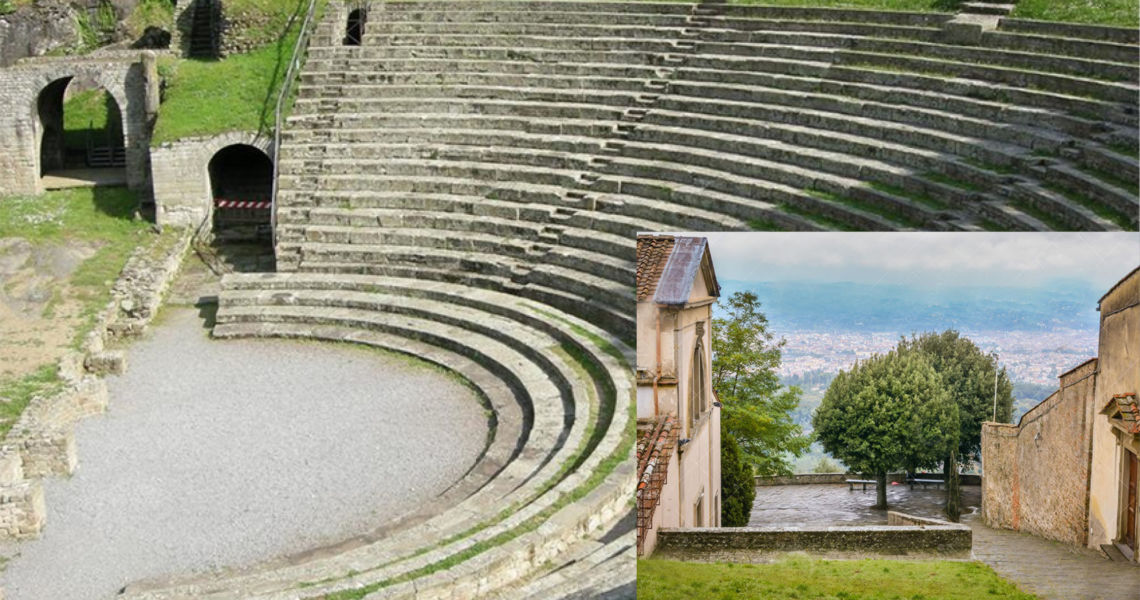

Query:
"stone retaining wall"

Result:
[[980, 359, 1098, 546], [653, 521, 973, 562], [755, 473, 982, 486], [0, 226, 190, 541]]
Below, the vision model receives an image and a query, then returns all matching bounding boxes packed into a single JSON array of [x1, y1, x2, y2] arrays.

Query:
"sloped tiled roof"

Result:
[[636, 235, 675, 301], [1101, 393, 1139, 435]]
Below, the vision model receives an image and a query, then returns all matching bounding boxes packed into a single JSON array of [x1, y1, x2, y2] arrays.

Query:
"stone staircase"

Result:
[[165, 1, 1140, 598]]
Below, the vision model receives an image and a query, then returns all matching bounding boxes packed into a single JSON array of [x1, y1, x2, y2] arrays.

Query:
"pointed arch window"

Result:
[[689, 321, 708, 433]]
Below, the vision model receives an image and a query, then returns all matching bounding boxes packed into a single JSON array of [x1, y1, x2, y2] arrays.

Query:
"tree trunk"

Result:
[[946, 448, 961, 522], [874, 471, 888, 510]]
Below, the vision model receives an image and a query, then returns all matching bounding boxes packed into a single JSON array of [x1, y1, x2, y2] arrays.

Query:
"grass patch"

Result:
[[927, 172, 984, 193], [1043, 183, 1137, 230], [749, 217, 786, 231], [125, 0, 175, 38], [963, 158, 1018, 176], [0, 364, 65, 438], [638, 558, 1038, 600], [869, 181, 949, 210], [152, 0, 325, 144], [530, 307, 630, 367], [0, 187, 152, 348], [806, 188, 924, 229], [1080, 165, 1140, 194], [781, 202, 859, 231], [63, 89, 119, 149], [728, 0, 957, 11], [1010, 199, 1070, 230], [1012, 0, 1138, 28], [1104, 141, 1140, 159]]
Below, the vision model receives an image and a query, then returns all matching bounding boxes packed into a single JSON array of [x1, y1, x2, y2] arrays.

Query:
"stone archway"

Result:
[[36, 76, 128, 179], [345, 8, 366, 45], [0, 54, 158, 197], [208, 143, 273, 241]]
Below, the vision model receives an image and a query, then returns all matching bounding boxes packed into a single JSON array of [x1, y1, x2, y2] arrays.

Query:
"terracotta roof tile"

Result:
[[636, 235, 675, 301]]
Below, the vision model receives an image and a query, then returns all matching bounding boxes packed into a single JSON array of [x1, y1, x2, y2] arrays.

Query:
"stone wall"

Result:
[[981, 422, 1019, 530], [756, 473, 982, 486], [0, 226, 190, 540], [0, 52, 158, 196], [981, 358, 1098, 546], [653, 523, 972, 562], [151, 130, 273, 227]]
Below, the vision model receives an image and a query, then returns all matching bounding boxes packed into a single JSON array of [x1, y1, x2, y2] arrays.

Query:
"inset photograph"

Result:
[[637, 232, 1140, 600]]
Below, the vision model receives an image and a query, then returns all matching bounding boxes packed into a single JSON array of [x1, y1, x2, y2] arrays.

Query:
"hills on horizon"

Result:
[[717, 278, 1103, 334]]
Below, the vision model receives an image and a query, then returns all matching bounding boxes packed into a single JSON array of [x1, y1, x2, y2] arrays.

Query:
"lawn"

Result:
[[62, 89, 119, 150], [1012, 0, 1139, 28], [0, 187, 152, 436], [637, 558, 1038, 600], [151, 0, 325, 144]]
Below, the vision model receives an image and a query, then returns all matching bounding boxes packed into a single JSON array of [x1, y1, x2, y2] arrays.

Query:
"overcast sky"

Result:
[[689, 233, 1139, 290]]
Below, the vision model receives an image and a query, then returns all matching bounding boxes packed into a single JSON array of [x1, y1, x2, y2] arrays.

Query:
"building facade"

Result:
[[982, 266, 1139, 562], [635, 235, 722, 557]]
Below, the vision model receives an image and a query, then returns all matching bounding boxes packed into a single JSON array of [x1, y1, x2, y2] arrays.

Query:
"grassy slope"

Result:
[[1012, 0, 1138, 28], [151, 0, 323, 145], [62, 89, 116, 149], [638, 558, 1039, 600], [0, 187, 151, 436]]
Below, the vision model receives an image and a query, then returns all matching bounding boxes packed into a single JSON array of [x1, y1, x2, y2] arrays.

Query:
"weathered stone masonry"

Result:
[[151, 130, 273, 227], [981, 359, 1098, 546], [0, 52, 159, 197]]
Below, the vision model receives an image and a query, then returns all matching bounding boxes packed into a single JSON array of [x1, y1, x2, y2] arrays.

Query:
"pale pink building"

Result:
[[635, 235, 722, 557]]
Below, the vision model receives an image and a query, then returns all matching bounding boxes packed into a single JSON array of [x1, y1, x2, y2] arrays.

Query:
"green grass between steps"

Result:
[[638, 558, 1038, 600], [312, 343, 635, 599], [728, 0, 957, 11]]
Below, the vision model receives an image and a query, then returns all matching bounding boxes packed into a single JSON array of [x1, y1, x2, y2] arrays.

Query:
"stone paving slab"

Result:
[[965, 513, 1140, 600]]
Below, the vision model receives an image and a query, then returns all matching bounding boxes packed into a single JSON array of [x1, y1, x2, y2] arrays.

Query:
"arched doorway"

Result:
[[37, 76, 127, 184], [208, 144, 273, 245], [345, 8, 366, 46]]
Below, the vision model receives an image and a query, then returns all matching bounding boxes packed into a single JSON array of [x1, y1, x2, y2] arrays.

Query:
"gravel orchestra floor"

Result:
[[0, 307, 488, 600]]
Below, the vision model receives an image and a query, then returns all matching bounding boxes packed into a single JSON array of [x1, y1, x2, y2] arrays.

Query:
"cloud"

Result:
[[685, 232, 1140, 289]]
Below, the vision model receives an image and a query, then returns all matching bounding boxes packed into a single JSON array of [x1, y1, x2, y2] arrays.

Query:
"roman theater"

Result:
[[0, 0, 1136, 598]]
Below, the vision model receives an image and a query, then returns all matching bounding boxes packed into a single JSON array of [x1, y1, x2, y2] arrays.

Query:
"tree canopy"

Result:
[[712, 291, 811, 477], [813, 348, 959, 508], [896, 330, 1014, 464]]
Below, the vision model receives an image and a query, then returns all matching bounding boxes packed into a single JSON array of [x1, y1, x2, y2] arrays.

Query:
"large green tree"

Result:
[[895, 331, 1013, 521], [720, 431, 756, 527], [813, 349, 959, 509], [712, 291, 811, 477]]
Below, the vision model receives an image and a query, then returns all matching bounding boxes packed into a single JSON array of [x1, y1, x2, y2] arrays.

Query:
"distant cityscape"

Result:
[[774, 328, 1097, 387]]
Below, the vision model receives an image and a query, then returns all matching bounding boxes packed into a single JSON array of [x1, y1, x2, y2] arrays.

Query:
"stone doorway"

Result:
[[345, 8, 366, 45], [207, 144, 273, 244], [36, 76, 127, 188]]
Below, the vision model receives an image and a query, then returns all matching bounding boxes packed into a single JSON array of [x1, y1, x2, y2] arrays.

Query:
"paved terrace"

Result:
[[0, 307, 488, 600], [751, 483, 1140, 599]]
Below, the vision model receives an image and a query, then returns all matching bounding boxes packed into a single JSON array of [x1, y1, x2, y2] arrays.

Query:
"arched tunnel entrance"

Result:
[[208, 144, 273, 244], [37, 76, 127, 185], [345, 8, 366, 45]]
